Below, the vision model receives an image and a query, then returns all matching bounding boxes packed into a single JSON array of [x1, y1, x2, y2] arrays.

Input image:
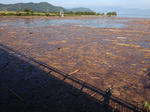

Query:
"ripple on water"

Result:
[[0, 18, 128, 28]]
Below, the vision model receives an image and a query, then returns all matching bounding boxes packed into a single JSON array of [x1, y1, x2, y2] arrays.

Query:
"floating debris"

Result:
[[145, 40, 150, 42], [68, 69, 79, 76], [1, 16, 150, 106], [116, 37, 127, 39]]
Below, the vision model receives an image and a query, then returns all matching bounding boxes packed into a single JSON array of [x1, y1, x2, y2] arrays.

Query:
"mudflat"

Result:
[[0, 16, 150, 107]]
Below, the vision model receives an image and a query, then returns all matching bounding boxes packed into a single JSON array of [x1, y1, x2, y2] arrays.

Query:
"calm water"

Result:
[[0, 18, 128, 28], [118, 14, 150, 18]]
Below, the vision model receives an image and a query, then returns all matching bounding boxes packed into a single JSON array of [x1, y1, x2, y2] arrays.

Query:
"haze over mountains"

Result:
[[0, 2, 93, 12], [67, 7, 92, 12], [92, 6, 150, 18]]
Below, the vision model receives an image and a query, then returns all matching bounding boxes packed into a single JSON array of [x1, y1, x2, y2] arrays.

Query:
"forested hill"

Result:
[[0, 2, 93, 12], [0, 2, 65, 12], [67, 7, 93, 12]]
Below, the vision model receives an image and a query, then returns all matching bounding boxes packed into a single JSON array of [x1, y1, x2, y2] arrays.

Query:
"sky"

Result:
[[0, 0, 150, 10]]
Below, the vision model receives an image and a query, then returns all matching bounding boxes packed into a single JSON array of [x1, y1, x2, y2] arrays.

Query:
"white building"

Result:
[[60, 10, 64, 17]]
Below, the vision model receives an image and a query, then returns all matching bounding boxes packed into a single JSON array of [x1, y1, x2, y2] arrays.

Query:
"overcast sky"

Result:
[[0, 0, 150, 9]]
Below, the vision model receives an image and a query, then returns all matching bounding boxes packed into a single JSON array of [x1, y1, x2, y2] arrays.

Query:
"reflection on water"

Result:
[[0, 18, 128, 28], [23, 18, 34, 27]]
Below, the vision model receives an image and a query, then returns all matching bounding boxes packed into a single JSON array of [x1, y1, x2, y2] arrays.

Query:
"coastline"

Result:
[[0, 15, 150, 20]]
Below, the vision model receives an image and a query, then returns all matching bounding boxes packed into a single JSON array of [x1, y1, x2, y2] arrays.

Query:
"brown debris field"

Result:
[[0, 16, 150, 106]]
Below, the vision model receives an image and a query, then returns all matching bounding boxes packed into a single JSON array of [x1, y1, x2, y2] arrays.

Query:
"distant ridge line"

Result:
[[0, 2, 93, 12]]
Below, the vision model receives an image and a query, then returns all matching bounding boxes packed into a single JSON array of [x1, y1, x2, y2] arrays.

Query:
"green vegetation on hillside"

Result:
[[0, 2, 93, 13], [0, 11, 59, 16], [106, 12, 117, 16], [0, 10, 117, 17], [0, 2, 65, 12], [0, 2, 117, 17], [75, 11, 96, 15], [0, 10, 106, 16], [0, 7, 104, 16], [65, 11, 104, 16]]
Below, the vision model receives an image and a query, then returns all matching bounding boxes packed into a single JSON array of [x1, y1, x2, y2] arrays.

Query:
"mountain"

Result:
[[0, 2, 94, 13], [67, 7, 93, 12], [0, 2, 65, 12]]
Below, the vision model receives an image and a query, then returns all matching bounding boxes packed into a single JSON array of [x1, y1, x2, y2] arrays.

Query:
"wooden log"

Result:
[[68, 69, 79, 76]]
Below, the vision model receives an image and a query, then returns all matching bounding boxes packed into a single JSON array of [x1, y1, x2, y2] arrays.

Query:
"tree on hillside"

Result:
[[107, 12, 117, 16], [24, 8, 33, 15], [24, 8, 31, 12], [75, 11, 97, 15], [16, 10, 21, 16]]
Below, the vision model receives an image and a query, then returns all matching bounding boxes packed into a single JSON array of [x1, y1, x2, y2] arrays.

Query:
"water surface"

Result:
[[0, 17, 128, 28]]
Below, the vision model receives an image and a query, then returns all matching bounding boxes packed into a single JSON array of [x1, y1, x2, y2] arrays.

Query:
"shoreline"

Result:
[[0, 15, 150, 20]]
